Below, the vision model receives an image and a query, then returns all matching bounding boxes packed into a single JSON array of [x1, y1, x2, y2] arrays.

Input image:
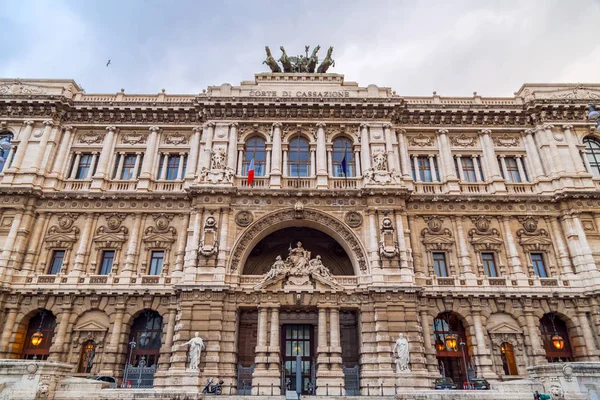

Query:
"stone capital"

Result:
[[105, 126, 117, 132], [149, 125, 161, 132], [63, 125, 73, 132], [562, 124, 574, 130], [436, 129, 449, 135], [541, 123, 554, 131], [43, 119, 55, 126], [315, 122, 326, 128], [524, 128, 536, 135], [383, 123, 394, 130], [479, 129, 492, 135], [23, 120, 35, 126], [397, 128, 407, 134], [192, 126, 203, 133], [359, 123, 369, 129], [229, 122, 239, 128], [204, 122, 216, 129]]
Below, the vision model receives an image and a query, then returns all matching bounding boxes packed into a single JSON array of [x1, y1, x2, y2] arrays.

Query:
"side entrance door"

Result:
[[281, 324, 313, 394]]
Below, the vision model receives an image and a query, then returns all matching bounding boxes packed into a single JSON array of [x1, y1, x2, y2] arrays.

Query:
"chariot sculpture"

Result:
[[263, 45, 335, 74]]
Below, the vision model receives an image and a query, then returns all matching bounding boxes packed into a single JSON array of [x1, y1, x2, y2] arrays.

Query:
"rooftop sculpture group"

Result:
[[263, 45, 335, 74]]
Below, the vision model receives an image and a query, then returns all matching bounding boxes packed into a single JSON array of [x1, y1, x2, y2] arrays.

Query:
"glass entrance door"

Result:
[[282, 324, 313, 394]]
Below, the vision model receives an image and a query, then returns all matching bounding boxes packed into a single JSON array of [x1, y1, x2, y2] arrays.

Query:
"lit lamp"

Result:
[[500, 343, 507, 354], [30, 331, 44, 347], [445, 333, 458, 351], [435, 337, 446, 352], [552, 334, 565, 350]]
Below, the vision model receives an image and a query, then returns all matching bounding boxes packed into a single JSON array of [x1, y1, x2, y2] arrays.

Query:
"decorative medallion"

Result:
[[58, 213, 76, 230], [427, 216, 443, 233], [449, 133, 476, 147], [408, 133, 434, 147], [471, 216, 491, 233], [164, 131, 189, 145], [78, 131, 104, 144], [106, 214, 125, 231], [520, 216, 538, 233], [345, 211, 363, 228], [492, 133, 518, 147], [121, 131, 147, 145], [235, 211, 254, 227]]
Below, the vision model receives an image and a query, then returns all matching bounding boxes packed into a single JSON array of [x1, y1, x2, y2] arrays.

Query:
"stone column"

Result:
[[265, 145, 271, 177], [316, 123, 327, 186], [159, 153, 169, 180], [577, 311, 598, 359], [132, 152, 142, 180], [330, 307, 342, 370], [545, 216, 574, 274], [50, 125, 74, 177], [412, 155, 420, 182], [282, 149, 288, 177], [499, 155, 510, 180], [102, 305, 126, 376], [21, 212, 49, 274], [33, 120, 56, 172], [455, 155, 465, 181], [255, 306, 268, 361], [69, 152, 82, 179], [452, 216, 473, 274], [428, 155, 437, 181], [360, 124, 371, 175], [472, 155, 482, 182], [48, 305, 72, 362], [139, 126, 160, 181], [198, 122, 215, 172], [395, 211, 412, 283], [1, 146, 15, 173], [0, 212, 23, 277], [122, 214, 142, 276], [310, 148, 316, 177], [436, 129, 457, 180], [420, 310, 438, 373], [186, 127, 202, 180], [571, 213, 596, 271], [407, 215, 425, 278], [326, 146, 333, 176], [523, 129, 545, 179], [176, 153, 185, 180], [471, 311, 495, 377], [270, 123, 282, 187], [524, 310, 546, 365], [563, 125, 587, 174], [479, 129, 503, 180], [560, 214, 586, 273], [353, 147, 361, 176], [227, 123, 238, 172], [10, 120, 34, 171], [383, 124, 398, 172], [217, 207, 230, 267], [71, 213, 94, 275], [93, 126, 117, 179], [115, 152, 126, 180], [173, 214, 189, 276], [543, 124, 565, 175], [397, 129, 411, 179], [252, 305, 279, 394], [236, 146, 244, 176], [317, 307, 329, 364], [0, 307, 18, 356], [158, 306, 177, 368], [317, 306, 344, 394], [500, 216, 525, 278], [85, 152, 98, 180], [268, 306, 280, 370], [184, 207, 202, 280], [516, 155, 527, 182]]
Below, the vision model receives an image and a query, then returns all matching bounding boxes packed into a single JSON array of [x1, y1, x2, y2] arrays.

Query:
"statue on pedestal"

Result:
[[176, 332, 206, 371], [393, 333, 410, 373]]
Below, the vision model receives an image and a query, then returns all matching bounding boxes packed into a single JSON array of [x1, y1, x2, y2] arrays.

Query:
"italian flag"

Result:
[[247, 159, 255, 185]]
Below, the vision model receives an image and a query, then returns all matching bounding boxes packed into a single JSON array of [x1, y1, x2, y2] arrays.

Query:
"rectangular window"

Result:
[[120, 154, 138, 180], [149, 251, 164, 275], [503, 157, 522, 183], [412, 156, 438, 182], [157, 154, 186, 180], [432, 252, 448, 277], [531, 253, 548, 278], [461, 157, 477, 182], [99, 250, 115, 275], [75, 154, 95, 179], [481, 252, 498, 277], [48, 250, 65, 274]]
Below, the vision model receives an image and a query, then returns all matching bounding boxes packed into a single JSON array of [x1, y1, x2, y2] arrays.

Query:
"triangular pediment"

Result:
[[45, 232, 78, 243], [422, 234, 455, 245], [74, 320, 109, 332], [93, 232, 127, 243], [487, 322, 522, 335], [143, 232, 176, 243], [518, 235, 552, 246], [470, 234, 504, 245]]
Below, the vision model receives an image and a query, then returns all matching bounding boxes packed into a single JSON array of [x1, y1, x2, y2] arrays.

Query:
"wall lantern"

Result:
[[30, 331, 44, 347], [445, 333, 458, 351], [435, 337, 446, 352], [552, 334, 565, 350]]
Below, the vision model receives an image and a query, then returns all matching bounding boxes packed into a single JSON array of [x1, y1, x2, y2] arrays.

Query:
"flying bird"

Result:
[[106, 60, 111, 67]]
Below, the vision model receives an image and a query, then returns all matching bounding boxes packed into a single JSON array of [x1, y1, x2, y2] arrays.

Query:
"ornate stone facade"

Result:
[[0, 75, 599, 397]]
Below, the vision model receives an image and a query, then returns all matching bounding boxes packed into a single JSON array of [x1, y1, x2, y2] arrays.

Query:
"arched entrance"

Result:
[[433, 312, 472, 387], [540, 313, 573, 362], [229, 208, 368, 276], [21, 310, 56, 360]]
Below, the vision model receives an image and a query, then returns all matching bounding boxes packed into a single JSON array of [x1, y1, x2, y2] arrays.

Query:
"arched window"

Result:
[[332, 137, 355, 177], [78, 340, 96, 373], [128, 310, 163, 367], [0, 132, 14, 173], [288, 136, 310, 177], [540, 313, 573, 362], [433, 312, 471, 385], [21, 311, 56, 360], [583, 137, 600, 177], [243, 137, 266, 176], [500, 342, 518, 375]]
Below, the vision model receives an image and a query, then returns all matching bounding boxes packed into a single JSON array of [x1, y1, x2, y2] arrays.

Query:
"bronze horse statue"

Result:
[[263, 46, 281, 73], [279, 46, 293, 73], [317, 46, 335, 73], [307, 45, 320, 73]]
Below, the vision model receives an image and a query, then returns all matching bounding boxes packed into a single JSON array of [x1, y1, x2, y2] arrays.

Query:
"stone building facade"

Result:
[[0, 74, 599, 395]]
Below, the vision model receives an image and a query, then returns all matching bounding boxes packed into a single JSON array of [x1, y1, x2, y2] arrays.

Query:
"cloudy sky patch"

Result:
[[1, 0, 598, 96]]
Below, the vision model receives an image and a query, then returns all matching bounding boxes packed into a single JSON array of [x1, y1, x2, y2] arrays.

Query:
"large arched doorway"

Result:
[[242, 227, 354, 276], [21, 310, 56, 360], [540, 313, 573, 362], [433, 312, 472, 387]]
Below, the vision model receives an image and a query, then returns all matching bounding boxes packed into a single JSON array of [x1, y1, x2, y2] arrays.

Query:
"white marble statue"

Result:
[[177, 332, 206, 370], [392, 333, 410, 373]]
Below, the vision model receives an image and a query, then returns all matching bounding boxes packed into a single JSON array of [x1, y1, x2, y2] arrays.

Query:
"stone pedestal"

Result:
[[0, 359, 74, 399], [154, 368, 204, 392]]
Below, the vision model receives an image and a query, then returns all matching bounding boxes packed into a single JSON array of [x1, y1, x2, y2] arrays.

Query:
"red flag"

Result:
[[247, 158, 255, 185]]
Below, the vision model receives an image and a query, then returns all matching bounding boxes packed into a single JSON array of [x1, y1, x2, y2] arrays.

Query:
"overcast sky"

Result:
[[1, 0, 599, 96]]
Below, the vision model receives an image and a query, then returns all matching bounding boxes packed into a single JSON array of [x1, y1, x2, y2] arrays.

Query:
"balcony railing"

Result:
[[414, 182, 444, 194], [506, 182, 535, 194], [238, 177, 269, 188], [152, 180, 184, 191], [283, 178, 314, 189], [330, 178, 361, 189], [62, 179, 91, 191], [460, 182, 488, 194], [108, 180, 137, 191]]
